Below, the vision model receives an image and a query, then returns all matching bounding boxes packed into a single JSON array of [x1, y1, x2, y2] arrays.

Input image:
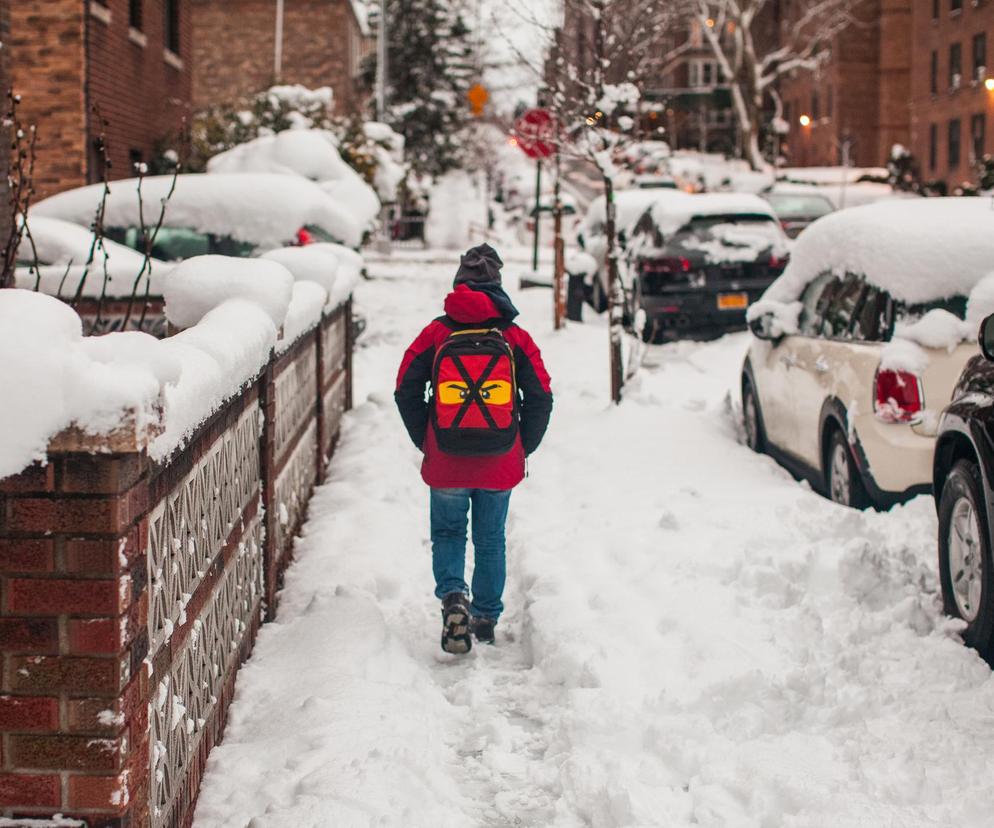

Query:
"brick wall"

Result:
[[191, 0, 365, 114], [10, 0, 194, 200], [0, 302, 353, 827], [779, 0, 912, 168], [909, 0, 994, 187], [9, 1, 88, 199], [86, 0, 194, 182]]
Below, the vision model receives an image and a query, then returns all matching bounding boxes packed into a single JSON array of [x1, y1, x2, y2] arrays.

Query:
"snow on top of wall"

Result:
[[207, 131, 380, 230], [762, 198, 994, 306], [164, 255, 295, 329], [260, 243, 362, 308], [16, 215, 173, 298], [34, 173, 362, 250], [1, 247, 362, 479]]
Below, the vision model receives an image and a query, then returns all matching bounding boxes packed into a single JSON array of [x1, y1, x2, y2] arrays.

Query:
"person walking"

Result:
[[395, 244, 553, 654]]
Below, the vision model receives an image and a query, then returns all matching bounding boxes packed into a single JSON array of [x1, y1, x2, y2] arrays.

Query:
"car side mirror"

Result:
[[749, 312, 781, 342], [980, 314, 994, 361]]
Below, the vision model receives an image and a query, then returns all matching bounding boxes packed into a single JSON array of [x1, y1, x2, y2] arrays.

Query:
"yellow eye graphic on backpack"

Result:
[[439, 380, 512, 406]]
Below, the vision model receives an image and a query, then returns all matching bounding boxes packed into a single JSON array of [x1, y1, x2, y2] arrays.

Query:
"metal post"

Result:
[[274, 0, 284, 80], [531, 160, 542, 272], [553, 148, 565, 330]]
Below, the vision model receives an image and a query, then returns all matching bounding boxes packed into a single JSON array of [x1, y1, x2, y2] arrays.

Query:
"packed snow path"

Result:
[[194, 251, 994, 828]]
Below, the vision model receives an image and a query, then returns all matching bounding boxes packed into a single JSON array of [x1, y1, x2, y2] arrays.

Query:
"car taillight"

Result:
[[295, 227, 316, 246], [874, 369, 924, 423], [768, 254, 788, 269], [639, 257, 691, 274]]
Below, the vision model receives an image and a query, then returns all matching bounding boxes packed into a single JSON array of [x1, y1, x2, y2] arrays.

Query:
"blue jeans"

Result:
[[430, 487, 512, 620]]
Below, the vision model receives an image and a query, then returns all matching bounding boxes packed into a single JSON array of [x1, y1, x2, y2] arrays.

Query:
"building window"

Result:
[[688, 59, 720, 88], [929, 123, 938, 170], [952, 0, 963, 13], [164, 0, 180, 54], [812, 91, 820, 119], [950, 42, 963, 88], [931, 50, 939, 93], [129, 0, 142, 29], [974, 33, 987, 80], [949, 118, 962, 167], [933, 0, 939, 18], [972, 113, 986, 162], [827, 85, 833, 117]]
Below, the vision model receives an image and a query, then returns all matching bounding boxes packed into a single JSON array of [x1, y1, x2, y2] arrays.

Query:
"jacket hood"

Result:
[[444, 283, 519, 324]]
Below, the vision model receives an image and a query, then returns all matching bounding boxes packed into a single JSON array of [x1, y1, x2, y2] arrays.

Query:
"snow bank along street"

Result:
[[193, 251, 994, 828]]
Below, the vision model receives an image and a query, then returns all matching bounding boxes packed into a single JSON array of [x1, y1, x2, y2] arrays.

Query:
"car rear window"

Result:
[[765, 194, 834, 219]]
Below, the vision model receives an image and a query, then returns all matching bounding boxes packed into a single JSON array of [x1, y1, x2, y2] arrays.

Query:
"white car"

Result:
[[33, 172, 363, 257], [743, 198, 994, 509]]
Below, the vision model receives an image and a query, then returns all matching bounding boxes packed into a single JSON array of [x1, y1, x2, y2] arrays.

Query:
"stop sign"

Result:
[[513, 108, 556, 160]]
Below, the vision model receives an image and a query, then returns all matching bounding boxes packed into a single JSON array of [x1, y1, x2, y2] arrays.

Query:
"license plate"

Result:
[[718, 292, 749, 310]]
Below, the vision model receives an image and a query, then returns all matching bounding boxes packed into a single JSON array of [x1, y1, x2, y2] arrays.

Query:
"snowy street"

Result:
[[192, 250, 994, 828]]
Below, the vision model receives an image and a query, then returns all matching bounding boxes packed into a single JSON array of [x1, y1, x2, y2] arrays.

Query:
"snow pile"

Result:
[[364, 121, 407, 203], [425, 171, 488, 249], [0, 248, 362, 479], [207, 130, 380, 231], [34, 173, 362, 250], [15, 215, 173, 297], [164, 255, 294, 329], [746, 299, 803, 337], [966, 271, 994, 324], [762, 198, 994, 307], [261, 242, 363, 308]]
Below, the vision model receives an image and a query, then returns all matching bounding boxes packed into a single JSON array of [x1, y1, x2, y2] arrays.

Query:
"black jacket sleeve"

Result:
[[514, 333, 553, 456], [394, 325, 437, 451]]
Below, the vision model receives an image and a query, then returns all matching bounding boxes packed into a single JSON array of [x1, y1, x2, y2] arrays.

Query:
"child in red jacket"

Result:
[[395, 244, 553, 653]]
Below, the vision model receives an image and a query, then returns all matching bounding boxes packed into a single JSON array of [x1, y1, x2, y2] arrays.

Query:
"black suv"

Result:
[[626, 205, 788, 342], [933, 314, 994, 662]]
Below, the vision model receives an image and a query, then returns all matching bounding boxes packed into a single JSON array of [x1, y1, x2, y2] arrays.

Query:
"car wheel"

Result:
[[939, 460, 994, 662], [742, 378, 765, 453], [590, 278, 608, 313], [825, 429, 870, 509]]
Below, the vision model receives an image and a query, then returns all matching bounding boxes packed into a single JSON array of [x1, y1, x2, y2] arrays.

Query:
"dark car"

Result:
[[625, 194, 790, 342], [761, 190, 836, 238], [933, 314, 994, 663]]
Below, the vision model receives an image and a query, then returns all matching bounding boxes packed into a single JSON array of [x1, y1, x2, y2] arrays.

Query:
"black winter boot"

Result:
[[470, 616, 496, 645], [440, 593, 472, 654]]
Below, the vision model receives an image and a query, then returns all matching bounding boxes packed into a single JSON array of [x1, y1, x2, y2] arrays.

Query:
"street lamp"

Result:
[[799, 114, 811, 127], [986, 78, 994, 91]]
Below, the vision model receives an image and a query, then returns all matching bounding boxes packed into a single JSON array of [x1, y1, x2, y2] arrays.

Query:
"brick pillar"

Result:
[[0, 454, 152, 827]]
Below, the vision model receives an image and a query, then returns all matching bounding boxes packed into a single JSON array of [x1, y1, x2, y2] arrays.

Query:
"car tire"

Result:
[[742, 378, 765, 453], [825, 428, 870, 509], [590, 277, 608, 313], [938, 460, 994, 663]]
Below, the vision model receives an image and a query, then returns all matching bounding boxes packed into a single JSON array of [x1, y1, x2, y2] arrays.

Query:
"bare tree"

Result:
[[505, 0, 686, 402], [689, 0, 857, 169]]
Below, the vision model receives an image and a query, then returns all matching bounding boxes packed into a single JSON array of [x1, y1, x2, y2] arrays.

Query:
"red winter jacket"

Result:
[[395, 285, 553, 490]]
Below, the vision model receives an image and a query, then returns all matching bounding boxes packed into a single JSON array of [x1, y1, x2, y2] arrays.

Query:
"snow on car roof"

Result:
[[648, 192, 778, 234], [33, 173, 362, 249], [581, 189, 669, 235], [763, 197, 994, 305]]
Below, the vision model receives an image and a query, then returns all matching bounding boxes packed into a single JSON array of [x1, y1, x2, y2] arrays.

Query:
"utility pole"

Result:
[[0, 1, 12, 289], [274, 0, 285, 80], [375, 0, 388, 121]]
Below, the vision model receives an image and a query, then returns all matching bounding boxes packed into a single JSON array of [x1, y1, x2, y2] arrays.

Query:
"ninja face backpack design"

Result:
[[430, 328, 519, 456]]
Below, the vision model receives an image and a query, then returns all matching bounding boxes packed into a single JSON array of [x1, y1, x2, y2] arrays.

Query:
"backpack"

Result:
[[430, 327, 519, 456]]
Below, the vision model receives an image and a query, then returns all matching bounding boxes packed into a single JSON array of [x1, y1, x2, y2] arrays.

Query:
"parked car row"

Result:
[[739, 197, 994, 662]]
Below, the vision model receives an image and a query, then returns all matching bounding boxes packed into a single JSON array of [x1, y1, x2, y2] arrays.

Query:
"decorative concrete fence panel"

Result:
[[0, 300, 353, 828]]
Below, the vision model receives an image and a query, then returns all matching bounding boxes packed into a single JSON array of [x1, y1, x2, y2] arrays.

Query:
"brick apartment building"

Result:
[[11, 0, 194, 200], [909, 0, 994, 187], [778, 0, 911, 169], [191, 0, 372, 115]]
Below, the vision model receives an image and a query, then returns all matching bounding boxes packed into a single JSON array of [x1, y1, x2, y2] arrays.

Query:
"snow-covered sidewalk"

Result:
[[193, 252, 994, 828]]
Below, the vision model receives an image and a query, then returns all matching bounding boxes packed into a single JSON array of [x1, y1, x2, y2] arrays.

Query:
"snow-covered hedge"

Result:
[[0, 253, 360, 480]]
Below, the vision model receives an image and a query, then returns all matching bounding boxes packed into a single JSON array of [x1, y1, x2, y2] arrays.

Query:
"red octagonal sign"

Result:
[[513, 108, 556, 160]]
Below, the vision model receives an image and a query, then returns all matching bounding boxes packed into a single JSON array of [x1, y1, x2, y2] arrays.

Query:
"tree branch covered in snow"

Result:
[[685, 0, 859, 169]]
